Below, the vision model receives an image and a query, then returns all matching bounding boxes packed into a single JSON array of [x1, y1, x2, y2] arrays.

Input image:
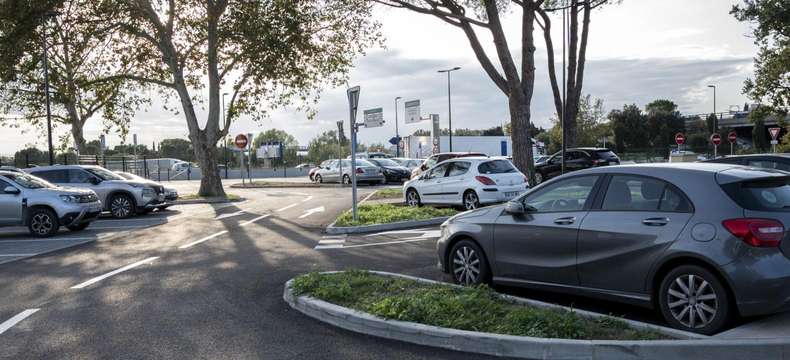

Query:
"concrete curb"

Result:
[[171, 197, 245, 205], [284, 271, 790, 359], [325, 217, 449, 235]]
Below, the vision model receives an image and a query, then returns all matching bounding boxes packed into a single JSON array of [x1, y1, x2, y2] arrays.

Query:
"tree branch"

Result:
[[374, 0, 490, 28]]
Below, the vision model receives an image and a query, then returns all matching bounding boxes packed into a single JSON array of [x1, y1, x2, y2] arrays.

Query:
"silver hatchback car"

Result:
[[0, 171, 102, 237], [313, 159, 385, 185], [437, 163, 790, 334]]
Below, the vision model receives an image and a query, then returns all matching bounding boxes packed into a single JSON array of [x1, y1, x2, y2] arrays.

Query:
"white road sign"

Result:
[[404, 100, 421, 124], [363, 108, 384, 128]]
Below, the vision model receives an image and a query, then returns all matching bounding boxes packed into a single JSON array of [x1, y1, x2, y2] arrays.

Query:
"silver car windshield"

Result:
[[372, 159, 399, 167], [86, 167, 124, 181], [117, 172, 146, 182], [5, 173, 55, 189]]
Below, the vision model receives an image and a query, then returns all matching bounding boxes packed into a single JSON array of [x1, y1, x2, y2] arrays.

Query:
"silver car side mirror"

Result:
[[3, 186, 20, 195], [505, 201, 524, 215]]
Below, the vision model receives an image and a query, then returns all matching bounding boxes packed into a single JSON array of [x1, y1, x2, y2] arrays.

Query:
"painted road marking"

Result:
[[71, 257, 159, 289], [364, 228, 431, 237], [178, 231, 228, 249], [277, 203, 298, 212], [0, 309, 40, 335], [0, 254, 37, 257], [215, 211, 246, 220], [315, 236, 346, 250], [299, 206, 325, 219], [240, 214, 271, 227], [341, 237, 434, 249], [316, 230, 442, 250], [301, 196, 314, 203]]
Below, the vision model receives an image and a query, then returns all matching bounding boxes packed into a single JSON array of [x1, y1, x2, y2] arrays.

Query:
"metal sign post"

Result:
[[235, 134, 248, 185], [710, 133, 721, 159], [347, 86, 361, 222], [728, 131, 737, 155], [769, 127, 781, 153], [675, 133, 685, 153]]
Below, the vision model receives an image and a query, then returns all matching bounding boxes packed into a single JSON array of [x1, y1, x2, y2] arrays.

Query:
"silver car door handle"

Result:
[[642, 217, 670, 226], [554, 217, 576, 225]]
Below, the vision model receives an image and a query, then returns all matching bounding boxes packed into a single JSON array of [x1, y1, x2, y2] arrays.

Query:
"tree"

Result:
[[91, 0, 381, 197], [609, 104, 646, 154], [644, 99, 685, 155], [731, 0, 789, 112], [306, 130, 347, 164], [0, 0, 147, 153], [254, 129, 298, 167], [158, 138, 193, 162], [750, 106, 771, 152], [536, 0, 619, 148], [544, 94, 609, 153]]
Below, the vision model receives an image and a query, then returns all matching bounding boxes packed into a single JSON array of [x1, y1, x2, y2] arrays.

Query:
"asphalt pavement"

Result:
[[0, 185, 502, 359]]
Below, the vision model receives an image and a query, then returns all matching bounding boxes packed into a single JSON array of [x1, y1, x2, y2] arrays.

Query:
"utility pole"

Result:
[[222, 93, 229, 179], [561, 7, 567, 174], [708, 84, 717, 132], [395, 96, 401, 157], [347, 87, 361, 222], [438, 67, 460, 152], [42, 11, 59, 165]]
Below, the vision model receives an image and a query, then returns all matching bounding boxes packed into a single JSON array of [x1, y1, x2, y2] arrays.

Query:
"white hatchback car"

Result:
[[403, 157, 528, 210]]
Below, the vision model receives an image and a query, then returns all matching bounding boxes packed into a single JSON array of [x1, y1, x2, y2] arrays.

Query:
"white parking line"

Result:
[[240, 214, 271, 227], [314, 236, 346, 250], [301, 196, 313, 203], [71, 257, 159, 289], [277, 203, 298, 212], [0, 309, 39, 335], [0, 254, 37, 257], [178, 231, 228, 249], [0, 237, 96, 243], [342, 238, 434, 248]]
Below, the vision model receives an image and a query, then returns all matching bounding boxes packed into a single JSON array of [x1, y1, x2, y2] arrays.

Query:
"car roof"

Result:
[[708, 153, 790, 160], [579, 162, 788, 184], [27, 164, 99, 171], [0, 170, 20, 177]]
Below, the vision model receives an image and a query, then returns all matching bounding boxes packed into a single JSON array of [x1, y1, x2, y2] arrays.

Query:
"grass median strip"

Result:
[[180, 193, 241, 201], [292, 270, 669, 340], [334, 204, 457, 227], [367, 188, 403, 201]]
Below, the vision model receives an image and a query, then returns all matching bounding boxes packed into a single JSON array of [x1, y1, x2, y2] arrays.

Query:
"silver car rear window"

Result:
[[721, 177, 790, 211]]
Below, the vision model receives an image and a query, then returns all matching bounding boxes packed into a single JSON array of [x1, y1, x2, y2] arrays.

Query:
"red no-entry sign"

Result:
[[710, 133, 722, 146], [728, 131, 737, 144], [675, 133, 686, 145], [234, 134, 249, 149]]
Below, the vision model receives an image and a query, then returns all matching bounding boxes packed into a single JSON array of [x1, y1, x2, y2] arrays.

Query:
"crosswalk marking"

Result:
[[314, 235, 346, 250]]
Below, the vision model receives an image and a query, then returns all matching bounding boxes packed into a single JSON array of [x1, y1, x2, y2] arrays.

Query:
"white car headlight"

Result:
[[142, 188, 156, 197], [60, 195, 80, 203]]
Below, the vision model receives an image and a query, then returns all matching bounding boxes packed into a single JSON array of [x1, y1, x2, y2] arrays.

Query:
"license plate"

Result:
[[505, 191, 520, 198]]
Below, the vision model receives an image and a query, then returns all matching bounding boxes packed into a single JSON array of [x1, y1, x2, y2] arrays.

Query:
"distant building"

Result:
[[401, 135, 544, 159]]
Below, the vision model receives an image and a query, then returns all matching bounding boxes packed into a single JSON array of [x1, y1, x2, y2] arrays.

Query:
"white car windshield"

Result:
[[5, 173, 55, 189]]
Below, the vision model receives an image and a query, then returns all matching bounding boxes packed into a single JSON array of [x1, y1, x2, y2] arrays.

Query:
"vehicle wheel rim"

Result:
[[453, 246, 481, 285], [535, 173, 542, 184], [316, 175, 322, 183], [667, 274, 718, 329], [464, 193, 479, 210], [31, 213, 53, 235], [407, 191, 418, 206], [112, 197, 131, 218], [344, 176, 350, 184]]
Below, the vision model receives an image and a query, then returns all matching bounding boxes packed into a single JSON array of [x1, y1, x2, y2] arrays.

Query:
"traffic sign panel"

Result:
[[675, 133, 685, 145], [769, 127, 781, 140], [728, 131, 737, 143], [234, 134, 248, 149], [404, 100, 421, 124], [363, 108, 384, 128], [710, 133, 722, 146]]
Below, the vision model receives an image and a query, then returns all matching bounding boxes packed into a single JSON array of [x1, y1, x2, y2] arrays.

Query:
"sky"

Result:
[[0, 0, 758, 155]]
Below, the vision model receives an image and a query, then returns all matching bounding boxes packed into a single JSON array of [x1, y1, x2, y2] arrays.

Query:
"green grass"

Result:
[[367, 188, 404, 201], [334, 203, 457, 227], [292, 270, 669, 341], [180, 193, 241, 201]]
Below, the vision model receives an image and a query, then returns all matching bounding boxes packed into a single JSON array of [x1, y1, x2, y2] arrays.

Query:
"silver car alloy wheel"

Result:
[[667, 274, 718, 329], [406, 190, 419, 207], [111, 196, 132, 218], [464, 192, 479, 210], [343, 175, 351, 185], [535, 173, 543, 184], [31, 213, 53, 235], [453, 246, 481, 285]]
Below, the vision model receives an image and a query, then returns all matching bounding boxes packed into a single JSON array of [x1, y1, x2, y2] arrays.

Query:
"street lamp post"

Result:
[[222, 92, 229, 179], [708, 85, 717, 132], [395, 96, 402, 157], [438, 67, 460, 152], [42, 11, 59, 165]]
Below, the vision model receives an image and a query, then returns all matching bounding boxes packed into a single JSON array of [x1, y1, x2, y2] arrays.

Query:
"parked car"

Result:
[[295, 163, 314, 170], [115, 171, 178, 205], [704, 154, 790, 172], [0, 166, 23, 173], [171, 162, 197, 172], [411, 152, 487, 179], [313, 159, 385, 185], [534, 155, 551, 164], [436, 162, 790, 334], [533, 147, 620, 184], [367, 158, 411, 183], [27, 165, 167, 219], [404, 157, 528, 210], [391, 158, 423, 171], [309, 160, 331, 182], [0, 170, 101, 237], [347, 152, 389, 159]]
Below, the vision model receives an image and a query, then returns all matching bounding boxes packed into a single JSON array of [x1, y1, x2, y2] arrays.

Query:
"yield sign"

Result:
[[769, 127, 781, 141], [299, 206, 325, 219]]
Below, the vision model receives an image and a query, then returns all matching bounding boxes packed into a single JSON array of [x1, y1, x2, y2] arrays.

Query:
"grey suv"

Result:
[[28, 165, 166, 219], [0, 170, 101, 237], [437, 163, 790, 334]]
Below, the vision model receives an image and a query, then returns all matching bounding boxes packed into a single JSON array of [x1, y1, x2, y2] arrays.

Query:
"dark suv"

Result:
[[534, 148, 620, 184]]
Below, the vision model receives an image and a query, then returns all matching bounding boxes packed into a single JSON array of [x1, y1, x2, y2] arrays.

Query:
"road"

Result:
[[0, 185, 504, 359]]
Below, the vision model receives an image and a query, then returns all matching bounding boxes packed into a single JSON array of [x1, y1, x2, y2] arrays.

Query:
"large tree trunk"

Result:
[[509, 94, 536, 185], [71, 122, 86, 155], [192, 133, 226, 198]]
